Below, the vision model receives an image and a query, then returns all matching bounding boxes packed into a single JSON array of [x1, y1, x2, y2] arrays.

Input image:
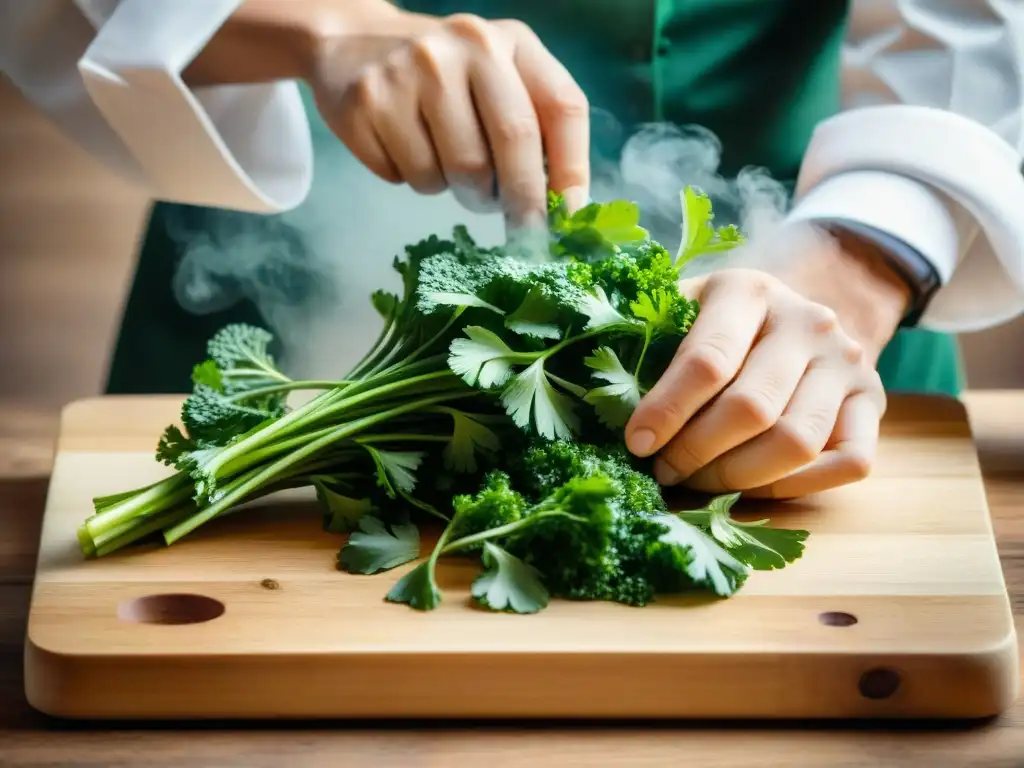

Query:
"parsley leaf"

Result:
[[676, 187, 716, 265], [558, 200, 649, 244], [573, 200, 650, 244], [629, 289, 676, 334], [471, 542, 549, 614], [337, 516, 420, 574], [316, 482, 373, 533], [156, 425, 196, 467], [206, 323, 287, 392], [448, 326, 518, 388], [370, 289, 399, 320], [716, 224, 743, 245], [362, 446, 424, 498], [653, 514, 750, 597], [549, 199, 649, 261], [501, 359, 580, 440], [505, 286, 562, 340], [423, 291, 505, 315], [677, 493, 809, 571], [181, 386, 281, 445], [578, 285, 634, 330], [191, 360, 224, 391], [385, 561, 441, 610], [442, 410, 501, 474], [583, 347, 643, 428], [676, 187, 745, 267]]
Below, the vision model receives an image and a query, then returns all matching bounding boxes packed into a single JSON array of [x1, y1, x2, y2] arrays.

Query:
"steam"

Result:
[[589, 119, 798, 275], [166, 115, 810, 381]]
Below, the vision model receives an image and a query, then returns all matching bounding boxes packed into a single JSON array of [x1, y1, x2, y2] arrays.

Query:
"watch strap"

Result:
[[818, 218, 942, 328]]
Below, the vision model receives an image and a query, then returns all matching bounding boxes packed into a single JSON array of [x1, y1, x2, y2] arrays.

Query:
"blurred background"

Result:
[[2, 74, 1023, 476]]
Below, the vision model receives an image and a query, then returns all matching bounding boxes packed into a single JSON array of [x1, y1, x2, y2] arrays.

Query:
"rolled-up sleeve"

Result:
[[785, 0, 1024, 333], [0, 0, 313, 214]]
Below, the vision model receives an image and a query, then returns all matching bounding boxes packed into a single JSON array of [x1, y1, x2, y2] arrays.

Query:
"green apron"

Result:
[[105, 0, 963, 396]]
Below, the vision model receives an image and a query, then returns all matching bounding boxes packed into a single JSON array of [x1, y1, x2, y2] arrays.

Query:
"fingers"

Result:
[[629, 265, 885, 499], [504, 21, 590, 212], [653, 326, 813, 486], [321, 14, 589, 221], [415, 41, 497, 212], [743, 390, 881, 499], [333, 59, 444, 193], [685, 363, 852, 493], [462, 24, 546, 229], [625, 275, 768, 458], [330, 95, 402, 185]]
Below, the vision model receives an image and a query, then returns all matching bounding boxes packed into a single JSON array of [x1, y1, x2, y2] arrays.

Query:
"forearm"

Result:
[[183, 0, 405, 87]]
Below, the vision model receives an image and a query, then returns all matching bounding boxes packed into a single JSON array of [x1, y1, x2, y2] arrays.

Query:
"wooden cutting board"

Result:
[[23, 394, 1019, 720]]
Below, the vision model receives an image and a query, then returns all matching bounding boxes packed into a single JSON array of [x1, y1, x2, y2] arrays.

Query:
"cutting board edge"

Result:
[[24, 627, 1020, 721]]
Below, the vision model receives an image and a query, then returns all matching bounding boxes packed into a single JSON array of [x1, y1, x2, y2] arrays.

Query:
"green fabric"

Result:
[[105, 0, 962, 397], [876, 328, 964, 395]]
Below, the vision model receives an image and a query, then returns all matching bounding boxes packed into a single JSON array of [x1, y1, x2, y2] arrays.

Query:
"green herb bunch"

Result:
[[78, 187, 807, 613]]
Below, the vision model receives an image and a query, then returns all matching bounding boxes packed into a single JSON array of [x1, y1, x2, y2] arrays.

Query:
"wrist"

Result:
[[183, 0, 404, 87], [831, 227, 912, 355], [783, 226, 912, 362]]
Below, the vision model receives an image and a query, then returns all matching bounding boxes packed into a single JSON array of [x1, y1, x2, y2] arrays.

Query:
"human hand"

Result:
[[306, 5, 590, 227], [624, 232, 910, 499]]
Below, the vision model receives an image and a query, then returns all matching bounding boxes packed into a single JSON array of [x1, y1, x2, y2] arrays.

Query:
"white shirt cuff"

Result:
[[785, 105, 1024, 333], [784, 170, 961, 285], [78, 0, 312, 213]]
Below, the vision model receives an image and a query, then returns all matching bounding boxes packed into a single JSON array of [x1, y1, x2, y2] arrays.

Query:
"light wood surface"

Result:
[[19, 393, 1019, 721], [4, 74, 1024, 763]]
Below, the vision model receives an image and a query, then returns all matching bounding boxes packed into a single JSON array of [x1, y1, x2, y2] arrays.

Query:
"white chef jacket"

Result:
[[1, 0, 1024, 333]]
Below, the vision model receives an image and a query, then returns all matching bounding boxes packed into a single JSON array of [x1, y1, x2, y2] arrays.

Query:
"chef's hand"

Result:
[[186, 1, 590, 225], [625, 228, 911, 499], [313, 5, 590, 225]]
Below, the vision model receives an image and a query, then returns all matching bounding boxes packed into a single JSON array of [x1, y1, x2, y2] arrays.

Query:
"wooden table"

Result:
[[2, 392, 1022, 767]]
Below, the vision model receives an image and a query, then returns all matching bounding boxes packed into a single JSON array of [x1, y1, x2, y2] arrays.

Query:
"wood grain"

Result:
[[17, 394, 1019, 721], [3, 72, 1024, 764], [1, 393, 1021, 768]]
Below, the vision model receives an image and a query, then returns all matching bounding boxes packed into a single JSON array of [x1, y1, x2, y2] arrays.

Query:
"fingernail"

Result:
[[562, 186, 587, 213], [654, 460, 682, 487], [627, 428, 657, 456]]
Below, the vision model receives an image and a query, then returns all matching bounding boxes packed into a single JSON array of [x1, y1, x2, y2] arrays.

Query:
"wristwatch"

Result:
[[818, 218, 943, 328]]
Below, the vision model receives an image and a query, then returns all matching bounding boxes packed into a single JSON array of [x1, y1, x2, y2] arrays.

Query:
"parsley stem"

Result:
[[163, 391, 474, 544], [397, 308, 464, 369], [361, 306, 465, 378], [356, 434, 452, 444], [202, 371, 461, 481], [348, 308, 399, 379], [84, 472, 192, 540], [92, 505, 194, 557], [538, 323, 641, 362], [545, 372, 585, 397], [226, 380, 349, 402], [400, 489, 451, 523], [304, 370, 465, 427], [205, 387, 345, 473], [440, 509, 588, 555], [427, 513, 458, 570], [89, 479, 194, 549], [634, 327, 653, 379]]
